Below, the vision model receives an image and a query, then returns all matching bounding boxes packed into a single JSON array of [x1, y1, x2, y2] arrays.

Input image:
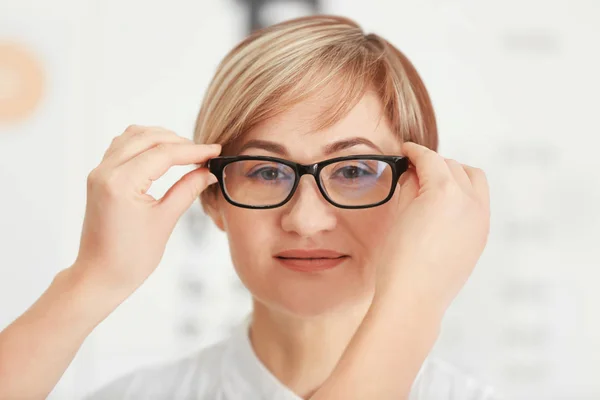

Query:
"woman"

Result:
[[0, 15, 495, 400]]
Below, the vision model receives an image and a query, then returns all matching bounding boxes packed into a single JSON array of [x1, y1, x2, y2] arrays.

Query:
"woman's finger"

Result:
[[103, 125, 147, 160], [397, 169, 419, 212], [159, 167, 218, 221], [463, 166, 490, 208], [444, 158, 472, 193], [119, 142, 222, 193], [103, 127, 193, 167], [401, 142, 452, 190]]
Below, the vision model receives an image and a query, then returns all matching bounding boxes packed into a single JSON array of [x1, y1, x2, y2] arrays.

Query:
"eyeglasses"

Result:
[[207, 154, 409, 209]]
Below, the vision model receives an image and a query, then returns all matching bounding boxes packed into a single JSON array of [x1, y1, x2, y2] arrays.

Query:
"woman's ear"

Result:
[[201, 192, 225, 232]]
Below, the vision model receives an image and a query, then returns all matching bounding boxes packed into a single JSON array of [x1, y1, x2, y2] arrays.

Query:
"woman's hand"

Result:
[[72, 125, 221, 295], [0, 125, 221, 400], [379, 141, 491, 313], [311, 143, 491, 400]]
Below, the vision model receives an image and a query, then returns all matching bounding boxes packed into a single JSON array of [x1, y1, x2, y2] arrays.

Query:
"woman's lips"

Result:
[[274, 249, 349, 272]]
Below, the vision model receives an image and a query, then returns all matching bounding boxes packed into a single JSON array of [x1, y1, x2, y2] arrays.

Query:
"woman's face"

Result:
[[209, 90, 403, 317]]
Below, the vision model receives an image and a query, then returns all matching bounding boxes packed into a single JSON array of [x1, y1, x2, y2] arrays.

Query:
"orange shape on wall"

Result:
[[0, 42, 45, 123]]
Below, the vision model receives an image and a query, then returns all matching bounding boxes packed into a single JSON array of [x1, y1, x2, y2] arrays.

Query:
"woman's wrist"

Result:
[[50, 264, 131, 335], [311, 272, 444, 400], [369, 287, 444, 348], [374, 254, 452, 322]]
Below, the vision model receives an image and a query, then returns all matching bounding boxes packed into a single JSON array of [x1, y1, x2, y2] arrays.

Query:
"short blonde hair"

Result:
[[195, 15, 438, 202]]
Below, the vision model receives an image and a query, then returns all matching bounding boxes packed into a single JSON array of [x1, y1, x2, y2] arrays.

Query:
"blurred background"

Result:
[[1, 0, 599, 399]]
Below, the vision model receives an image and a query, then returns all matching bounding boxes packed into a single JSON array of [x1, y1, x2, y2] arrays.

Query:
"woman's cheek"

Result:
[[352, 203, 399, 259], [225, 209, 275, 267]]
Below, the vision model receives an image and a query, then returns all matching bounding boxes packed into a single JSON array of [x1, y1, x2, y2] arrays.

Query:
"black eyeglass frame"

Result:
[[207, 154, 409, 210]]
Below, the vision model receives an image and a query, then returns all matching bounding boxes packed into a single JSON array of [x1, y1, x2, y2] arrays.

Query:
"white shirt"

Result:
[[85, 317, 500, 400]]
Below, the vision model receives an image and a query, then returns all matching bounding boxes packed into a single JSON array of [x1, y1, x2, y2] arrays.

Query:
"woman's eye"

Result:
[[247, 166, 291, 181], [259, 168, 279, 180], [333, 165, 372, 179], [343, 166, 361, 179]]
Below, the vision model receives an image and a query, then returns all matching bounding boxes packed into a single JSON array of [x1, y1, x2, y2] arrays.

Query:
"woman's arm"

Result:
[[311, 279, 443, 400], [0, 125, 222, 399], [0, 265, 127, 400], [312, 142, 491, 400]]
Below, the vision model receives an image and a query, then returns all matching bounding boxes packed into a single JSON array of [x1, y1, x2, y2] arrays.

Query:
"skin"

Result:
[[206, 91, 405, 397], [0, 90, 490, 400]]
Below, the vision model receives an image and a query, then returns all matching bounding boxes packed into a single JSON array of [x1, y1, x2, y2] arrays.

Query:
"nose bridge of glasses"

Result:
[[291, 163, 326, 203], [296, 162, 319, 179], [288, 175, 332, 216]]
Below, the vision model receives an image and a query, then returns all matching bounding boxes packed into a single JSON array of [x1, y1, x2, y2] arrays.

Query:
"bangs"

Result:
[[195, 15, 436, 158], [247, 44, 387, 138]]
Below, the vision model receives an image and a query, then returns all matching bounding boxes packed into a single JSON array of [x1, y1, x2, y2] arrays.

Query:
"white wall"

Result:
[[1, 1, 598, 399]]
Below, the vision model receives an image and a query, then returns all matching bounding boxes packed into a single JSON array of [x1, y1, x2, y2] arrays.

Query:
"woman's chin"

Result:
[[275, 301, 345, 318], [237, 266, 375, 318], [253, 289, 373, 319]]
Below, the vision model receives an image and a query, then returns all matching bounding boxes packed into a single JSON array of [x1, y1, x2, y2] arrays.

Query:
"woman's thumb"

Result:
[[401, 141, 451, 188], [159, 167, 217, 220], [397, 168, 419, 211]]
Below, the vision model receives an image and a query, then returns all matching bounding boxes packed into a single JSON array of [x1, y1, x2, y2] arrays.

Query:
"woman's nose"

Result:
[[280, 176, 337, 237]]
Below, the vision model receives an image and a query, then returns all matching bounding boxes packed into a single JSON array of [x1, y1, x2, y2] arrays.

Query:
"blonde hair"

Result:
[[195, 15, 438, 202]]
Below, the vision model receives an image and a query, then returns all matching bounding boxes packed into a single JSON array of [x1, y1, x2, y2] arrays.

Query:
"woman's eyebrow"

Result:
[[237, 137, 383, 157], [323, 137, 383, 155], [238, 139, 289, 156]]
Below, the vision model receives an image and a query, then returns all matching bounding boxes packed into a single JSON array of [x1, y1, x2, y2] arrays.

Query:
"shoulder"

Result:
[[410, 357, 502, 400], [84, 340, 230, 400]]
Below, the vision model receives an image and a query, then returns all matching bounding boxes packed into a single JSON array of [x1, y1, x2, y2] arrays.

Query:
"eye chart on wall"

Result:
[[1, 1, 598, 399]]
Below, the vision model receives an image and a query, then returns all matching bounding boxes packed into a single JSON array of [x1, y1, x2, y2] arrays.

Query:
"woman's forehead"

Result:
[[236, 91, 401, 159]]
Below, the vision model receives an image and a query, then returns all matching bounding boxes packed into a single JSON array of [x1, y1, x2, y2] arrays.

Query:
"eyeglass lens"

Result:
[[221, 159, 393, 207]]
